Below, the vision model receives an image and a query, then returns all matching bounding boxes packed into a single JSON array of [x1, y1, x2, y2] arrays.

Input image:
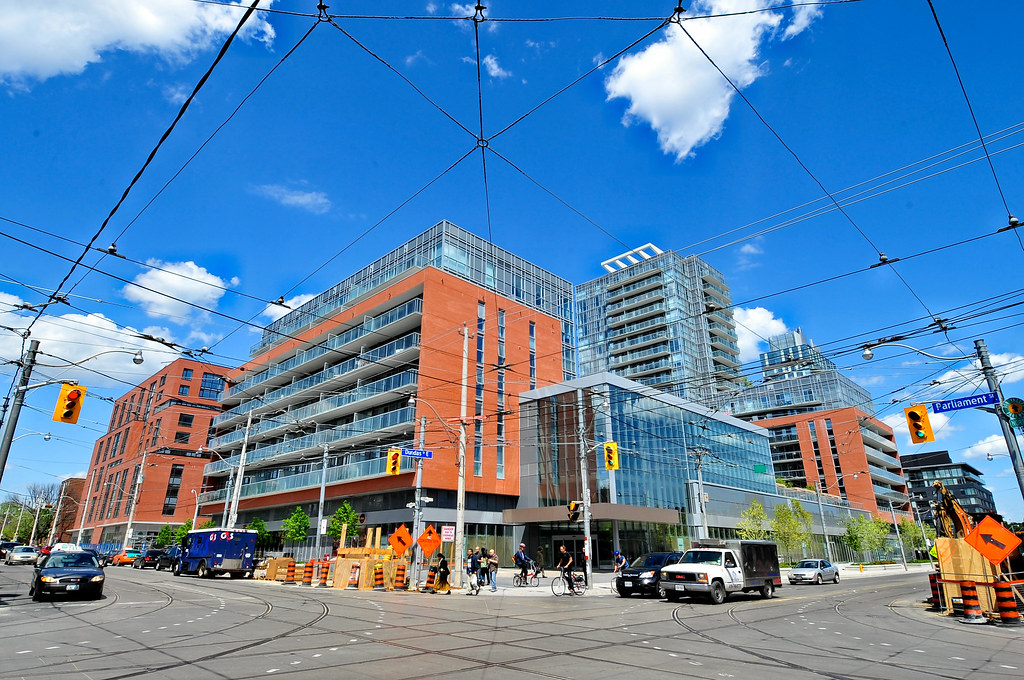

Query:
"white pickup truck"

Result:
[[659, 540, 782, 604]]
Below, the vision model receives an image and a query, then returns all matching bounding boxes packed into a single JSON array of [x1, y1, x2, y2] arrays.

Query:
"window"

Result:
[[177, 413, 194, 428], [182, 368, 193, 381], [178, 385, 190, 396], [163, 464, 184, 515], [199, 372, 224, 400], [150, 419, 161, 447], [159, 375, 166, 387], [174, 431, 190, 444]]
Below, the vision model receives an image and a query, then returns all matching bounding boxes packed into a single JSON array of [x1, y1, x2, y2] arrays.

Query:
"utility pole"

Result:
[[48, 490, 66, 545], [814, 481, 834, 563], [576, 388, 593, 592], [453, 323, 472, 589], [315, 442, 328, 560], [975, 339, 1024, 502], [690, 448, 710, 541], [0, 339, 40, 488], [78, 468, 96, 544], [413, 415, 426, 588], [888, 499, 908, 571]]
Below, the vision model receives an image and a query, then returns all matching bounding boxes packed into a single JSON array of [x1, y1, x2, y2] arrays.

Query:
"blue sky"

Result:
[[2, 1, 1023, 521]]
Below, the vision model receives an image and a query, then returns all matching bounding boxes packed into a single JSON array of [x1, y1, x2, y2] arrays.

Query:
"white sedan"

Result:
[[788, 559, 840, 585], [5, 546, 39, 565]]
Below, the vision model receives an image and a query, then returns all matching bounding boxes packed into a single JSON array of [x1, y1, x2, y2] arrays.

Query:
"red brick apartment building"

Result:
[[201, 221, 574, 558], [72, 357, 228, 547]]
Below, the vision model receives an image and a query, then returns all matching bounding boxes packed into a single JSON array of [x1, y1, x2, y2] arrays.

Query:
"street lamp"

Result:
[[12, 432, 51, 443], [863, 338, 1024, 504], [191, 489, 200, 526], [887, 499, 909, 571]]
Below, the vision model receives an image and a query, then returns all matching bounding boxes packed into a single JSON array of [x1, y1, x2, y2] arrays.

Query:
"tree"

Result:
[[770, 499, 812, 559], [841, 516, 870, 553], [898, 517, 933, 553], [154, 525, 175, 548], [198, 518, 217, 530], [326, 501, 360, 547], [736, 499, 770, 541], [865, 517, 893, 553], [175, 519, 193, 545], [248, 516, 271, 551], [281, 506, 310, 546]]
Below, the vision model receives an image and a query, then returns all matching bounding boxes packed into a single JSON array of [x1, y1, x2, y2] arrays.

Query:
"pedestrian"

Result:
[[535, 545, 546, 577], [465, 548, 480, 595], [487, 548, 499, 591], [513, 543, 532, 583], [475, 546, 486, 586], [435, 553, 450, 594]]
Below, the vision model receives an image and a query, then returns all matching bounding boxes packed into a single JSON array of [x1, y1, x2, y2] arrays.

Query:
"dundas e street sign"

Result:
[[930, 391, 999, 414]]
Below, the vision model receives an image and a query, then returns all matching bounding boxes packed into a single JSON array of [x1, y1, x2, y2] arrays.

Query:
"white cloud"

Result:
[[426, 3, 439, 14], [930, 352, 1024, 393], [604, 1, 820, 161], [736, 240, 764, 270], [0, 0, 276, 89], [0, 294, 182, 389], [253, 184, 332, 214], [162, 83, 190, 105], [783, 5, 823, 40], [405, 50, 427, 67], [733, 307, 787, 364], [122, 259, 238, 324], [963, 434, 1007, 460], [482, 54, 510, 78], [260, 293, 316, 323]]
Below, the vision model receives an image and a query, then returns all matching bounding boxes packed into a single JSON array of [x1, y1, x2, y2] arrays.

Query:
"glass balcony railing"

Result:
[[707, 321, 738, 340], [868, 465, 907, 486], [606, 274, 663, 301], [873, 484, 910, 503], [605, 289, 664, 314], [609, 344, 670, 367], [608, 302, 666, 328], [214, 332, 420, 427], [198, 452, 413, 505], [607, 315, 667, 339], [205, 407, 416, 475], [608, 329, 668, 353], [227, 299, 422, 400], [209, 371, 417, 449], [703, 280, 730, 300], [618, 357, 671, 378], [860, 428, 897, 452]]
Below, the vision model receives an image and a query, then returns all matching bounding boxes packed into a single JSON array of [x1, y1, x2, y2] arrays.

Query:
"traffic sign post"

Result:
[[964, 516, 1022, 565], [417, 524, 441, 557], [401, 448, 434, 459], [441, 525, 455, 543], [388, 524, 414, 557], [931, 391, 999, 414], [1002, 397, 1024, 428]]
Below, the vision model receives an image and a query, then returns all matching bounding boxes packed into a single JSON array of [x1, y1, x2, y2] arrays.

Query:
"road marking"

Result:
[[46, 646, 59, 650], [312, 654, 322, 658], [17, 650, 31, 654], [266, 669, 279, 673], [880, 643, 891, 647], [290, 661, 300, 665], [999, 665, 1017, 669], [142, 630, 150, 634], [79, 641, 90, 644], [914, 650, 925, 653], [950, 657, 965, 661]]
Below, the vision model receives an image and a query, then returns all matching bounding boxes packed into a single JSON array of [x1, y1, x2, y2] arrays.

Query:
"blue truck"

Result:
[[173, 528, 258, 579]]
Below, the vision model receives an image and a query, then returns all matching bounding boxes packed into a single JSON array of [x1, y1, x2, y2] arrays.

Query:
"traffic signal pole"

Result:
[[576, 388, 592, 592], [974, 339, 1024, 502], [0, 340, 40, 489]]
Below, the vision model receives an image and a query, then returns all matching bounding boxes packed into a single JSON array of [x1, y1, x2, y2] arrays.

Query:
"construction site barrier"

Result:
[[928, 572, 944, 611], [373, 562, 385, 590], [346, 562, 361, 589], [318, 559, 330, 587], [959, 581, 986, 624], [422, 565, 436, 593], [283, 560, 296, 585], [994, 583, 1022, 626], [393, 562, 407, 590], [301, 561, 314, 586]]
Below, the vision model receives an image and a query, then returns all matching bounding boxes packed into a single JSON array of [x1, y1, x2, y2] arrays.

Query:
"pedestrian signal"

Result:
[[603, 442, 619, 470], [386, 448, 402, 475], [53, 383, 87, 424], [567, 501, 580, 522], [904, 404, 935, 444]]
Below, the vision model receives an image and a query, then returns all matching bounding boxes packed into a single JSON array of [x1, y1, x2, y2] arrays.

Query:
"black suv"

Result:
[[132, 549, 165, 569], [615, 551, 684, 598], [155, 546, 182, 571], [0, 541, 20, 559]]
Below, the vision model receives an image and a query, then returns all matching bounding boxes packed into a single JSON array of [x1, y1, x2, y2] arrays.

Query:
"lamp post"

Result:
[[315, 442, 328, 561], [863, 338, 1024, 503], [191, 489, 200, 527], [887, 499, 909, 571]]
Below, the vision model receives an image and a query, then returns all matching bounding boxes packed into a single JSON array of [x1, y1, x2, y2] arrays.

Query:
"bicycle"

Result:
[[551, 570, 587, 597], [512, 561, 540, 587]]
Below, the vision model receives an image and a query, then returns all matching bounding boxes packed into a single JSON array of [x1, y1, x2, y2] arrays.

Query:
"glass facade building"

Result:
[[575, 245, 742, 406], [901, 451, 997, 523]]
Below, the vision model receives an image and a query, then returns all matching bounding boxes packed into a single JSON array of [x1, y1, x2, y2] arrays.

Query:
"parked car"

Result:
[[788, 558, 840, 585], [30, 550, 105, 601], [100, 550, 119, 567], [155, 546, 182, 571], [614, 551, 684, 598], [0, 541, 21, 559], [35, 545, 53, 565], [132, 549, 165, 569], [109, 548, 142, 566], [5, 545, 39, 565]]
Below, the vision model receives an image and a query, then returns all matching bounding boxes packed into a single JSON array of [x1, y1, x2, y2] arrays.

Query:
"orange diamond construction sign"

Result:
[[964, 515, 1022, 565]]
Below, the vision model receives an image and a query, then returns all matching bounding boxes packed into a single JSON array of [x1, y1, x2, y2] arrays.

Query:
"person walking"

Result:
[[535, 545, 546, 578], [555, 544, 577, 595], [465, 548, 480, 595], [435, 553, 451, 594], [475, 546, 486, 587], [487, 548, 499, 591]]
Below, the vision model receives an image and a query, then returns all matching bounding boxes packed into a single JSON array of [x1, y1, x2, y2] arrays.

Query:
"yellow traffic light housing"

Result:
[[52, 383, 87, 424], [603, 442, 619, 470], [386, 447, 402, 475], [904, 404, 935, 444], [567, 501, 580, 522]]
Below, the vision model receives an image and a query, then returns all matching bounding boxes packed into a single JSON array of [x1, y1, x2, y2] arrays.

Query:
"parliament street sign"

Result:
[[930, 392, 999, 414], [401, 448, 433, 459]]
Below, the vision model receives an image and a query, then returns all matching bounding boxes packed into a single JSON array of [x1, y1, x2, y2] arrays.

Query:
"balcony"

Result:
[[703, 280, 730, 303], [205, 406, 416, 476], [227, 298, 422, 402], [868, 465, 907, 487], [609, 344, 671, 368], [214, 332, 420, 427], [198, 452, 413, 506], [608, 302, 666, 329], [618, 357, 672, 379], [710, 335, 740, 353], [606, 274, 664, 303], [863, 445, 899, 469], [209, 370, 417, 449], [873, 484, 910, 504], [860, 427, 897, 453], [606, 289, 665, 315], [711, 350, 741, 368], [608, 329, 668, 354], [707, 321, 738, 341], [607, 316, 668, 340]]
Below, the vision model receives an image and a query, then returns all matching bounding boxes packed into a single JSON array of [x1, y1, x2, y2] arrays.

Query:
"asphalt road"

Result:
[[1, 562, 1020, 679]]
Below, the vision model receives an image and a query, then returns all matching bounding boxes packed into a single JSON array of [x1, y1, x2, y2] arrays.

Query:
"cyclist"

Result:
[[513, 543, 532, 583], [612, 550, 628, 574], [555, 544, 577, 595]]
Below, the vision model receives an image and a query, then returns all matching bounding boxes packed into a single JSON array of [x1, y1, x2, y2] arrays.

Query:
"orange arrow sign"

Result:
[[388, 524, 413, 557], [417, 524, 441, 557], [965, 515, 1022, 565]]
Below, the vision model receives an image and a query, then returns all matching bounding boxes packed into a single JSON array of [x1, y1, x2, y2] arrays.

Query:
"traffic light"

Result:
[[52, 383, 87, 424], [386, 448, 402, 475], [567, 501, 580, 522], [904, 404, 935, 444], [603, 442, 619, 471]]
